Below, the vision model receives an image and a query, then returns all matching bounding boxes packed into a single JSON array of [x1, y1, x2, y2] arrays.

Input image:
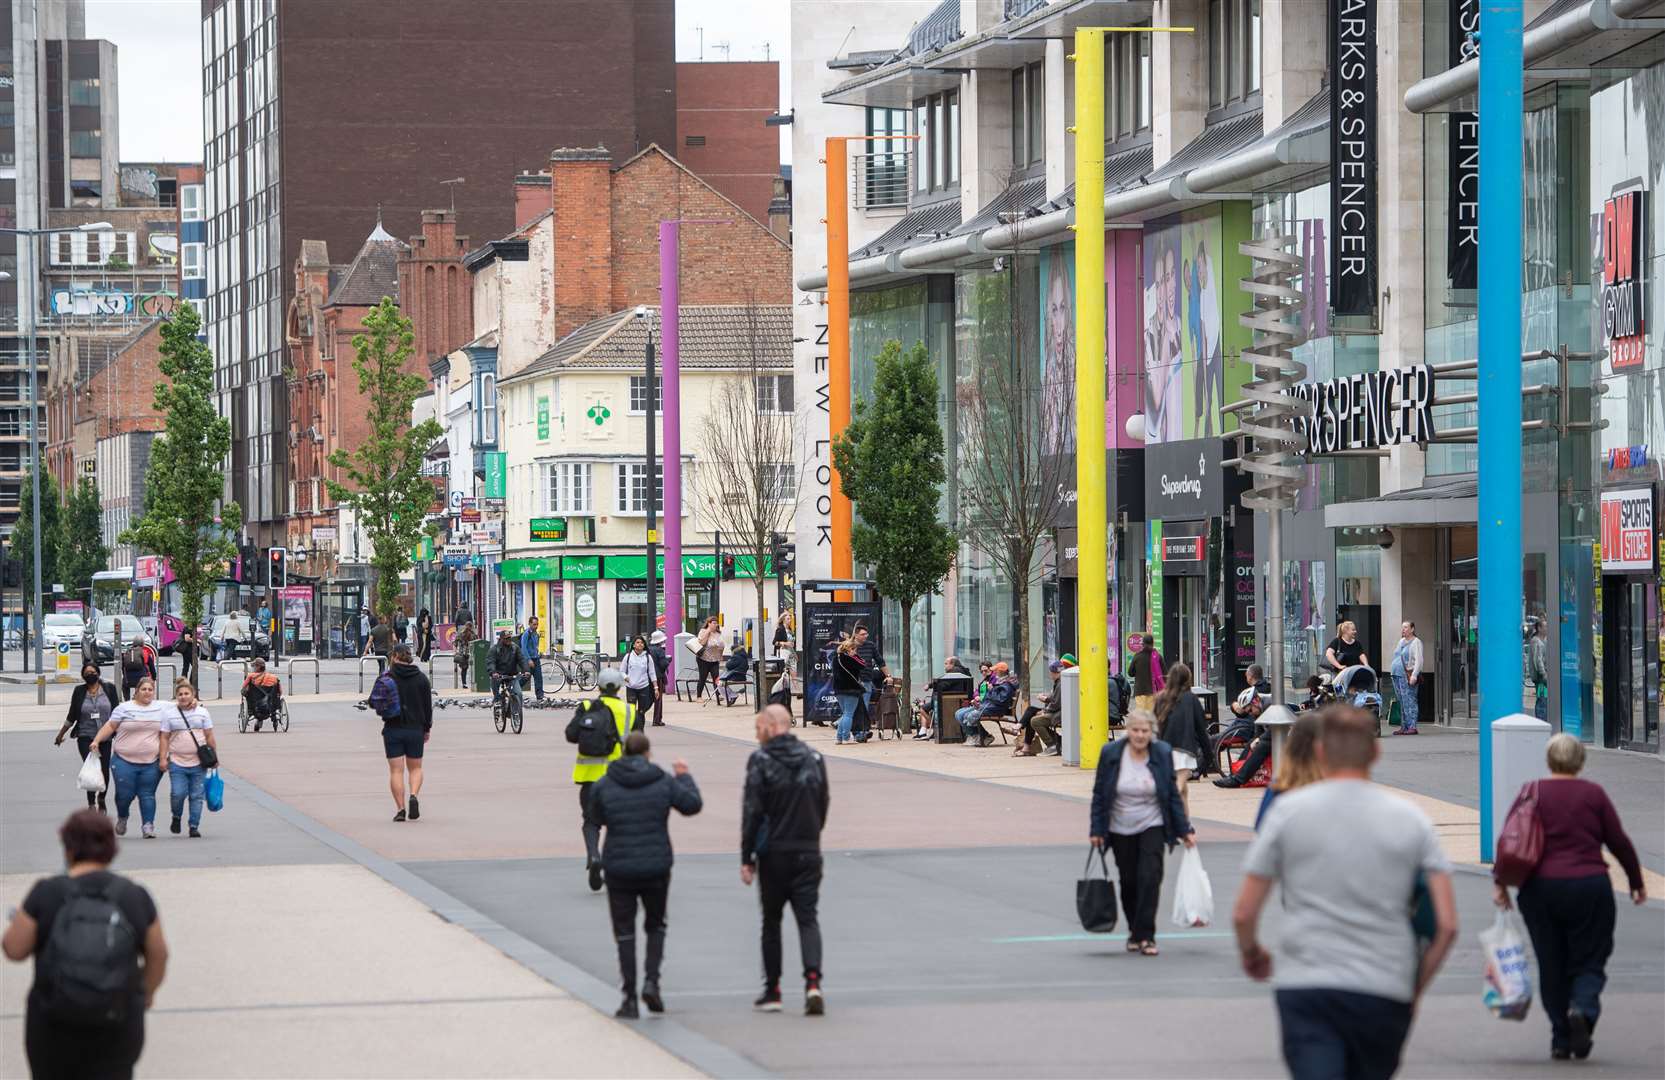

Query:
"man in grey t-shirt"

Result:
[[1233, 707, 1458, 1080]]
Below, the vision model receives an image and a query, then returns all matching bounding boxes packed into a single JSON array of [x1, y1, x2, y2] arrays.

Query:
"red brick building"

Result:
[[674, 61, 782, 228]]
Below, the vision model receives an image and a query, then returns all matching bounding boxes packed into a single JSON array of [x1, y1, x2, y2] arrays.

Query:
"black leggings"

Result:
[[76, 736, 111, 807], [1107, 826, 1166, 943], [696, 658, 720, 698], [27, 1010, 143, 1080]]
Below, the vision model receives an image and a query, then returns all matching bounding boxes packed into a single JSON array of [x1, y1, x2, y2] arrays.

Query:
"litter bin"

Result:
[[933, 672, 974, 743], [1192, 686, 1220, 732], [760, 657, 784, 702], [471, 639, 492, 693]]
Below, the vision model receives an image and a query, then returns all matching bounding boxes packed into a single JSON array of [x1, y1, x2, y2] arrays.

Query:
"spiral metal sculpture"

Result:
[[1235, 234, 1307, 512]]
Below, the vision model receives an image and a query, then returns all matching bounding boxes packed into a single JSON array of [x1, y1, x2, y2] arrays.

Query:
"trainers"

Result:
[[641, 979, 664, 1014], [753, 986, 782, 1012], [1567, 1009, 1593, 1059], [588, 861, 605, 892], [615, 994, 639, 1019], [392, 809, 407, 822], [141, 823, 155, 839], [170, 816, 182, 835], [408, 794, 420, 821], [189, 827, 201, 838], [115, 817, 128, 836], [805, 975, 825, 1016]]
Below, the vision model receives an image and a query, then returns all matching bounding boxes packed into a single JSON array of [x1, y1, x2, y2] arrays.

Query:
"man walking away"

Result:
[[381, 644, 434, 822], [453, 619, 477, 689], [521, 616, 545, 701], [568, 669, 636, 892], [741, 704, 829, 1015], [584, 732, 702, 1018], [1233, 706, 1458, 1080], [366, 615, 393, 673]]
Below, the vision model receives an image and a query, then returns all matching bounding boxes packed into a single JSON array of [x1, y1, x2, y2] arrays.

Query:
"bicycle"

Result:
[[544, 651, 601, 694], [491, 674, 524, 734]]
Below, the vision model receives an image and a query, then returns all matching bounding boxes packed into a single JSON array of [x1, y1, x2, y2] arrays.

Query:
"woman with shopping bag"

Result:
[[55, 663, 120, 812], [1087, 709, 1195, 956], [1493, 734, 1645, 1062]]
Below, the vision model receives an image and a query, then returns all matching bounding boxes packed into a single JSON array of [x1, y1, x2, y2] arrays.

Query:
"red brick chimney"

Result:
[[515, 170, 552, 228], [398, 209, 474, 370], [550, 146, 614, 341]]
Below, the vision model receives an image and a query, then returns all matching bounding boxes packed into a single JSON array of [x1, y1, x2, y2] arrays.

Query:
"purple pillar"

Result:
[[660, 220, 683, 677]]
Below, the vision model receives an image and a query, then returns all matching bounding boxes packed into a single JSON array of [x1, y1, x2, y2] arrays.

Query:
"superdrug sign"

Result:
[[1329, 0, 1377, 316], [1603, 188, 1648, 371], [1285, 365, 1436, 455]]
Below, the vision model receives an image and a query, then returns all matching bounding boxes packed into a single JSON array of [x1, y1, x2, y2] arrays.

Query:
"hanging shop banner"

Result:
[[573, 581, 599, 649], [1599, 487, 1655, 572], [482, 452, 508, 499], [529, 517, 568, 543], [537, 396, 550, 440], [1602, 187, 1648, 371], [1329, 0, 1377, 315], [1447, 0, 1480, 289], [1144, 438, 1223, 521], [1285, 365, 1435, 454]]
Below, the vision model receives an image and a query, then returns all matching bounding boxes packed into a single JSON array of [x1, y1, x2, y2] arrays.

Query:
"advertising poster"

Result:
[[573, 581, 598, 650], [802, 601, 881, 722], [1039, 244, 1077, 453], [1142, 209, 1225, 443]]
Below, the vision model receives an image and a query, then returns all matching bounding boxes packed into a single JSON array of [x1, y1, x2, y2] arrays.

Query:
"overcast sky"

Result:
[[86, 0, 791, 163]]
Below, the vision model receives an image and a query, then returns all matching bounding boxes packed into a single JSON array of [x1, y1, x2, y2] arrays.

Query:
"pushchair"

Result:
[[239, 677, 290, 733], [1331, 664, 1384, 734]]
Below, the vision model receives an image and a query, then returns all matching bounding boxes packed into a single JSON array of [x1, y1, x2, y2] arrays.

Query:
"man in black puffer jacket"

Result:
[[583, 732, 702, 1019]]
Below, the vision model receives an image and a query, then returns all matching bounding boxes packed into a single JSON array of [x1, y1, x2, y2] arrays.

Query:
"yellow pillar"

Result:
[[1072, 29, 1108, 768]]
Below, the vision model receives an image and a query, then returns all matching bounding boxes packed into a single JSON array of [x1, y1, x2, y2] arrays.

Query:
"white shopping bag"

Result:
[[1170, 845, 1214, 928], [1480, 910, 1533, 1020], [76, 751, 106, 793]]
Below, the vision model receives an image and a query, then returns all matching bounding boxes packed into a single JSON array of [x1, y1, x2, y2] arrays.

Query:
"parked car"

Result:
[[208, 613, 270, 661], [40, 612, 85, 650], [83, 615, 150, 663]]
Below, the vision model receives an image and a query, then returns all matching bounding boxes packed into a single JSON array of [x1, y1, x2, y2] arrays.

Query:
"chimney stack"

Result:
[[514, 170, 552, 228], [550, 146, 614, 341]]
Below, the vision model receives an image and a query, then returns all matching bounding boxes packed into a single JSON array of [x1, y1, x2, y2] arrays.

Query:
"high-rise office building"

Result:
[[199, 0, 675, 545]]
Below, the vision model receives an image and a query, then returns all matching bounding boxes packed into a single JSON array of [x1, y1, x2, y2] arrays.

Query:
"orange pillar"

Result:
[[824, 136, 853, 579]]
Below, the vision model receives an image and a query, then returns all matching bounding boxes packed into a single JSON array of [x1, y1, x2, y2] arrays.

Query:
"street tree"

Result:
[[11, 466, 61, 615], [121, 301, 241, 631], [830, 338, 955, 706], [325, 298, 443, 619], [56, 475, 110, 605], [956, 264, 1074, 701], [694, 304, 798, 678]]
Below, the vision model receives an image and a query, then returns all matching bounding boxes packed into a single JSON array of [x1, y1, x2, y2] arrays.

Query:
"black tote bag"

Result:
[[1076, 846, 1118, 933]]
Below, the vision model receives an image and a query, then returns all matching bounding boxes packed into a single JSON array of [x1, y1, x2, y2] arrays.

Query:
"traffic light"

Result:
[[0, 557, 20, 588], [770, 532, 795, 574], [721, 553, 736, 580], [268, 547, 287, 589]]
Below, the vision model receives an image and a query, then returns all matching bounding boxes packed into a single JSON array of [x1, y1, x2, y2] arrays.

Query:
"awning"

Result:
[[1185, 92, 1329, 194], [1003, 0, 1157, 39], [798, 199, 963, 290], [1324, 477, 1479, 529], [1145, 109, 1265, 202], [822, 60, 963, 108], [1404, 0, 1665, 114], [916, 28, 1046, 71]]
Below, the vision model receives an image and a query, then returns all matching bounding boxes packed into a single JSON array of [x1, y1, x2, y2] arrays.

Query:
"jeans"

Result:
[[1393, 673, 1419, 731], [758, 851, 823, 987], [653, 680, 666, 725], [76, 737, 110, 807], [835, 693, 862, 742], [1518, 873, 1615, 1051], [627, 686, 655, 727], [1106, 826, 1165, 942], [1275, 988, 1413, 1080], [607, 875, 670, 996], [527, 658, 545, 699], [168, 762, 207, 828], [111, 754, 162, 826], [955, 705, 982, 742]]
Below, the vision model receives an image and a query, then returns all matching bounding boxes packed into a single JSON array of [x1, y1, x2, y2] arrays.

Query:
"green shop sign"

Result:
[[560, 555, 600, 580], [604, 554, 720, 580], [482, 452, 507, 498], [498, 557, 561, 581], [529, 516, 568, 542], [536, 396, 550, 440]]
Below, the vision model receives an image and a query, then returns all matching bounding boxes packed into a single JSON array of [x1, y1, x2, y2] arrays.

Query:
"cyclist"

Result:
[[242, 658, 284, 732], [489, 629, 529, 719]]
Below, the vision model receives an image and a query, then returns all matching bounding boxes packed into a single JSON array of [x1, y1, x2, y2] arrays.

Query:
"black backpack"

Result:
[[38, 878, 141, 1027], [566, 697, 620, 758], [1108, 672, 1133, 720]]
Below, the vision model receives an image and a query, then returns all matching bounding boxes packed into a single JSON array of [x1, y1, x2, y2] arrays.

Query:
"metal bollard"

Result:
[[1491, 713, 1551, 854], [1060, 667, 1082, 766], [156, 660, 179, 689], [214, 659, 249, 700], [285, 656, 320, 695], [358, 655, 384, 693], [427, 650, 453, 683]]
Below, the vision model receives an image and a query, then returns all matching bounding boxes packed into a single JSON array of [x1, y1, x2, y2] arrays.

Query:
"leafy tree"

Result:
[[831, 339, 955, 705], [56, 475, 110, 604], [325, 298, 443, 618], [11, 466, 61, 614], [121, 301, 241, 631]]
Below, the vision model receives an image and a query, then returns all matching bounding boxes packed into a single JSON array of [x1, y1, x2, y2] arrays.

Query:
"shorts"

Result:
[[382, 726, 426, 760]]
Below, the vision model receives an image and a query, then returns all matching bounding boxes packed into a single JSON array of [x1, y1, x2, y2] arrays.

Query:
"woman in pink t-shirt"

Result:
[[89, 677, 169, 839], [162, 680, 218, 838]]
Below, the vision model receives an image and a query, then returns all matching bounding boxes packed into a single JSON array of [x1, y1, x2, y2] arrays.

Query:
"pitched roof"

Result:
[[502, 305, 791, 385], [326, 221, 409, 308]]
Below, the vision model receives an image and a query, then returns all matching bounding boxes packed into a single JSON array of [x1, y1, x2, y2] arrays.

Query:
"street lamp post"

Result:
[[1, 221, 113, 703]]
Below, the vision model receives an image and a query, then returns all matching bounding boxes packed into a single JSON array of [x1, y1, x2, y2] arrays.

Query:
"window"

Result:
[[69, 129, 101, 157], [628, 375, 662, 414], [1209, 0, 1262, 111], [479, 373, 498, 445], [684, 135, 706, 147], [911, 91, 960, 193], [68, 78, 100, 106], [762, 462, 796, 503], [1105, 25, 1153, 141], [542, 462, 592, 514], [1012, 62, 1045, 168], [755, 373, 793, 413], [914, 102, 929, 192], [615, 462, 664, 515], [946, 91, 960, 183], [864, 107, 909, 208]]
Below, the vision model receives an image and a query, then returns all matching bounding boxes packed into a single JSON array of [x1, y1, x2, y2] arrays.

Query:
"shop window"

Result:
[[628, 375, 662, 415], [1209, 0, 1261, 113]]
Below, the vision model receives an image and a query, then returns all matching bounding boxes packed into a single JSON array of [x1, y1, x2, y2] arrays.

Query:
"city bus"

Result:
[[90, 568, 136, 618], [131, 554, 247, 653]]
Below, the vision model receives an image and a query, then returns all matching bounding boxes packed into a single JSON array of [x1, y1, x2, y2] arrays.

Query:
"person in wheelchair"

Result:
[[242, 657, 284, 732], [1214, 665, 1272, 789], [490, 629, 529, 714]]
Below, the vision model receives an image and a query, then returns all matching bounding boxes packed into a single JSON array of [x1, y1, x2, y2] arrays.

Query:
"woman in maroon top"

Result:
[[1494, 734, 1646, 1062]]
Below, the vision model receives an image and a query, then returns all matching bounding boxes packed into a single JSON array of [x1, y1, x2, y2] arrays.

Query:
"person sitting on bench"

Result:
[[1016, 656, 1074, 757], [959, 662, 1017, 747], [720, 645, 752, 706]]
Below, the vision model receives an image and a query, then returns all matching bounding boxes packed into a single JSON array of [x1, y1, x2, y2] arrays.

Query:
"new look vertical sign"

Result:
[[1330, 0, 1378, 316]]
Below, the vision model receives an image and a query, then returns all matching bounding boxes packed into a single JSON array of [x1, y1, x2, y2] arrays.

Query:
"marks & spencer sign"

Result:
[[1600, 487, 1654, 572], [1602, 188, 1647, 371], [1286, 365, 1435, 455], [1329, 0, 1377, 315]]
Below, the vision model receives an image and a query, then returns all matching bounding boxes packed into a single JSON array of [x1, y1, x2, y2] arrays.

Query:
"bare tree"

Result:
[[956, 259, 1075, 703], [694, 304, 797, 682]]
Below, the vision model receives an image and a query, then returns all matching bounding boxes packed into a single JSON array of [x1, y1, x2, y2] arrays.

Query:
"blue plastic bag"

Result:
[[205, 769, 225, 813]]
